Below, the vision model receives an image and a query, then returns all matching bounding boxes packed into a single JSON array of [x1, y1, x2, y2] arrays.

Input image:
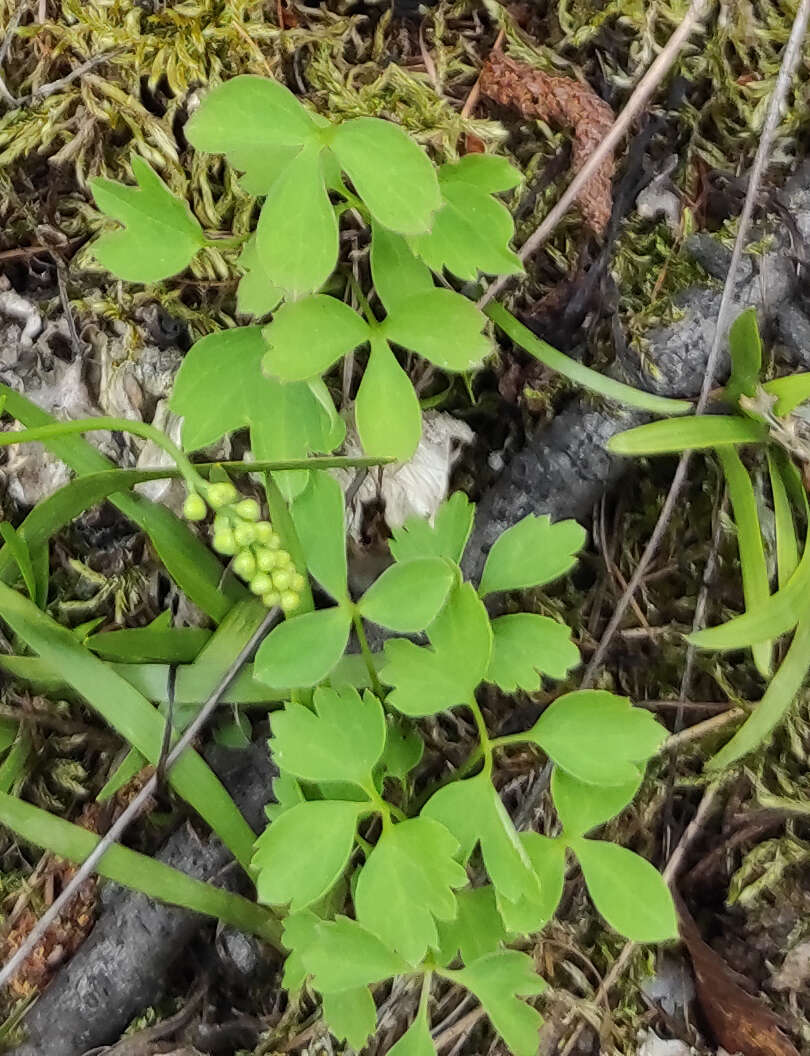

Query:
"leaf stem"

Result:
[[467, 695, 493, 777], [352, 610, 383, 696]]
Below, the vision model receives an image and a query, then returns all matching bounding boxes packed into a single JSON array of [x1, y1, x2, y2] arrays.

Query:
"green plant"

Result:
[[609, 307, 810, 767]]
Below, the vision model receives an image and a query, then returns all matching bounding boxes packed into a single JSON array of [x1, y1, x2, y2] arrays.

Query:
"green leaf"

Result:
[[726, 307, 762, 405], [494, 833, 566, 935], [382, 290, 490, 372], [237, 145, 302, 196], [355, 336, 422, 460], [486, 614, 580, 691], [762, 372, 810, 416], [86, 627, 210, 663], [382, 582, 492, 716], [254, 606, 351, 688], [185, 75, 317, 165], [355, 817, 467, 964], [551, 767, 641, 837], [0, 522, 38, 605], [378, 717, 424, 782], [0, 719, 17, 756], [0, 581, 255, 870], [270, 686, 386, 785], [422, 772, 540, 906], [451, 951, 545, 1056], [322, 988, 377, 1049], [389, 492, 474, 565], [256, 145, 338, 297], [236, 237, 283, 317], [608, 415, 768, 456], [410, 160, 523, 281], [436, 886, 507, 965], [330, 117, 440, 235], [570, 838, 677, 943], [526, 690, 665, 785], [290, 470, 348, 600], [708, 616, 810, 770], [387, 1015, 436, 1056], [282, 910, 320, 992], [440, 154, 522, 193], [253, 800, 361, 910], [266, 771, 305, 822], [298, 916, 410, 992], [358, 557, 454, 632], [768, 451, 799, 588], [371, 224, 434, 316], [90, 156, 204, 282], [263, 294, 369, 382], [479, 515, 586, 597], [717, 447, 772, 678]]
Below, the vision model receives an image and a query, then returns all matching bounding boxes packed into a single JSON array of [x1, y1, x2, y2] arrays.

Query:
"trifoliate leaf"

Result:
[[331, 117, 441, 235], [387, 1014, 436, 1056], [494, 834, 566, 935], [299, 916, 410, 992], [451, 951, 545, 1056], [410, 159, 523, 281], [358, 557, 454, 632], [265, 771, 304, 822], [439, 154, 522, 193], [270, 686, 385, 785], [255, 606, 351, 689], [486, 614, 580, 692], [422, 772, 540, 906], [256, 144, 338, 297], [291, 471, 348, 601], [355, 817, 467, 964], [378, 717, 424, 782], [322, 988, 377, 1049], [389, 492, 474, 566], [570, 838, 678, 943], [382, 290, 490, 372], [382, 582, 492, 716], [436, 886, 507, 966], [90, 156, 205, 282], [170, 328, 339, 484], [237, 144, 302, 196], [370, 223, 434, 315], [355, 337, 422, 460], [263, 294, 369, 381], [235, 237, 283, 318], [479, 515, 586, 597], [526, 690, 666, 786], [551, 767, 641, 837], [252, 800, 361, 910]]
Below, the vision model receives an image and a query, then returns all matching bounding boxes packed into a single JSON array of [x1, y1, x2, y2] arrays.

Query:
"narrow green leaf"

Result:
[[253, 800, 361, 910], [355, 336, 422, 460], [0, 582, 255, 870], [608, 415, 768, 456], [355, 817, 467, 964], [436, 886, 507, 966], [382, 290, 490, 372], [331, 118, 440, 234], [86, 627, 211, 663], [551, 767, 641, 837], [254, 606, 351, 688], [570, 838, 677, 943], [290, 471, 348, 600], [389, 492, 474, 566], [0, 523, 38, 604], [479, 514, 585, 597], [450, 951, 545, 1056], [708, 616, 810, 770], [762, 372, 810, 416], [298, 916, 410, 992], [768, 451, 799, 587], [0, 719, 18, 755], [370, 224, 434, 315], [486, 613, 580, 691], [270, 686, 386, 784], [90, 156, 205, 282], [382, 582, 492, 716], [256, 145, 338, 296], [494, 833, 566, 935], [726, 307, 762, 404], [358, 557, 454, 632], [486, 303, 693, 416], [0, 791, 280, 943], [387, 1014, 436, 1056], [236, 237, 283, 317], [322, 988, 377, 1049], [263, 294, 369, 382], [717, 447, 772, 678], [526, 690, 666, 786]]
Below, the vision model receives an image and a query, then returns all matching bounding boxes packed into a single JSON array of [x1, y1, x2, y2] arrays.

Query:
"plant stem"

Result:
[[352, 610, 383, 696], [467, 695, 493, 777]]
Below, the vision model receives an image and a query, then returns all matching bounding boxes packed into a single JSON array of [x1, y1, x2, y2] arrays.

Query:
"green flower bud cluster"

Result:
[[182, 483, 306, 612]]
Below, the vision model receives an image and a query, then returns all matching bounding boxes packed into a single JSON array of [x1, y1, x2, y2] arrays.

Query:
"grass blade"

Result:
[[708, 617, 810, 770], [608, 415, 768, 456], [0, 523, 39, 605], [486, 303, 693, 417], [767, 451, 799, 587], [86, 627, 212, 663], [716, 448, 772, 678], [0, 582, 255, 871], [0, 734, 31, 794], [0, 790, 280, 943]]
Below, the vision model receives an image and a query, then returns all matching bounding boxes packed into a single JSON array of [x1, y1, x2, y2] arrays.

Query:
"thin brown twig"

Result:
[[6, 50, 120, 109]]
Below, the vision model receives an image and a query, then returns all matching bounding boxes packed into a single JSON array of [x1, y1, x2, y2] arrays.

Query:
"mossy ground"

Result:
[[1, 0, 810, 1052]]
